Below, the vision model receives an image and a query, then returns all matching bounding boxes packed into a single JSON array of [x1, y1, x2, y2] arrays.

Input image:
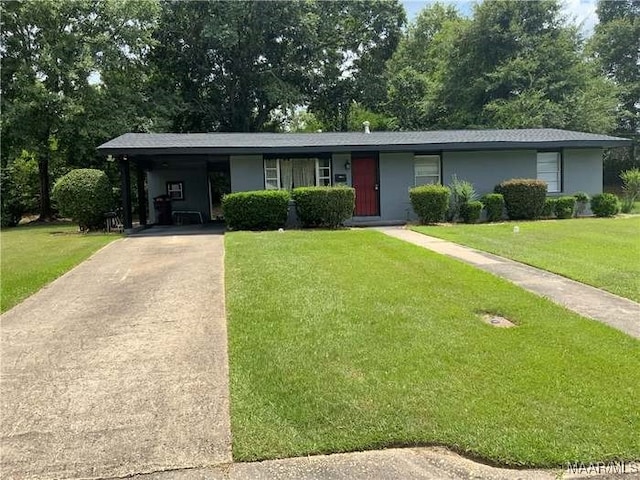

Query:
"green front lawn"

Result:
[[1, 223, 119, 312], [413, 217, 640, 302], [225, 230, 639, 467]]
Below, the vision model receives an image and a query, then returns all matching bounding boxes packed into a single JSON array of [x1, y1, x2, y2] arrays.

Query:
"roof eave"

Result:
[[96, 138, 631, 157]]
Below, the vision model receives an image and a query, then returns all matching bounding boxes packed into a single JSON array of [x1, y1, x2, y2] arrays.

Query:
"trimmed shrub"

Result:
[[291, 186, 355, 228], [1, 167, 25, 228], [7, 153, 40, 214], [494, 179, 547, 220], [573, 192, 590, 217], [542, 198, 558, 218], [222, 190, 290, 230], [620, 168, 640, 213], [448, 174, 477, 222], [460, 200, 483, 224], [481, 193, 505, 222], [590, 193, 620, 217], [409, 185, 450, 224], [554, 196, 576, 219], [52, 169, 113, 231]]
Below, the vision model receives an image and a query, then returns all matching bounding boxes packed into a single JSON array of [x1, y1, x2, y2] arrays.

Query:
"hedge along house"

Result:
[[97, 128, 630, 229]]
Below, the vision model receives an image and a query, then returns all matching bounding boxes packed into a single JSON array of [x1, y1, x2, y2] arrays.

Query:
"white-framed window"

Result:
[[414, 154, 441, 186], [316, 158, 331, 186], [264, 157, 332, 190], [537, 151, 561, 193], [264, 158, 280, 190]]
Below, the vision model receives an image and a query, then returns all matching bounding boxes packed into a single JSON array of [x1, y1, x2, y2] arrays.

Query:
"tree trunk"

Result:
[[339, 101, 350, 132], [37, 153, 53, 221]]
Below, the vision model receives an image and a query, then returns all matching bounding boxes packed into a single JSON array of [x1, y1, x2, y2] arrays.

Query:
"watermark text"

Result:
[[566, 461, 639, 475]]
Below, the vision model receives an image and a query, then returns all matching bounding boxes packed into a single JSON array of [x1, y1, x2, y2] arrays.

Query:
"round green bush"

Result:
[[222, 190, 290, 230], [590, 193, 620, 217], [52, 169, 113, 231], [554, 196, 576, 219], [409, 185, 450, 224], [291, 187, 355, 228], [481, 193, 505, 222], [460, 200, 483, 224], [495, 179, 547, 220]]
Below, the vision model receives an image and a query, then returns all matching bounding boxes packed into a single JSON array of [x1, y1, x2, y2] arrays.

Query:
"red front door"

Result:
[[352, 156, 379, 216]]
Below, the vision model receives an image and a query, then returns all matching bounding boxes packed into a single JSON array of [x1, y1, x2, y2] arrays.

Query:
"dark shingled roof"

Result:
[[97, 128, 631, 156]]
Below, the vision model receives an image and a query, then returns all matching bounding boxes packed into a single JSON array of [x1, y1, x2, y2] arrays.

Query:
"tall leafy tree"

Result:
[[385, 3, 464, 129], [1, 0, 159, 219], [590, 0, 640, 182], [385, 0, 618, 132], [151, 0, 405, 133], [307, 0, 406, 131], [444, 0, 618, 130], [151, 0, 315, 133]]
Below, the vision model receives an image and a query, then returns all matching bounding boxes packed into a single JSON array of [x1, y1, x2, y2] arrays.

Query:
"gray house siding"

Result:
[[143, 147, 606, 225], [562, 148, 603, 195], [377, 150, 538, 222], [230, 155, 264, 192], [379, 152, 415, 221], [442, 150, 537, 196], [374, 148, 603, 222], [147, 162, 210, 223], [332, 153, 352, 186]]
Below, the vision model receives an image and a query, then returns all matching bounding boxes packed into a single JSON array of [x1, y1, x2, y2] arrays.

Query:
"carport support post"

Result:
[[119, 156, 133, 230], [136, 165, 147, 226]]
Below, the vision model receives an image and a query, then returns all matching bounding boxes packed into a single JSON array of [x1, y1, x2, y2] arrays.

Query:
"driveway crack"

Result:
[[80, 462, 234, 480]]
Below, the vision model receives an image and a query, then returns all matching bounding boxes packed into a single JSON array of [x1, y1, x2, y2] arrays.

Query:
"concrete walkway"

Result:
[[378, 227, 640, 339], [1, 229, 231, 479], [114, 446, 638, 480]]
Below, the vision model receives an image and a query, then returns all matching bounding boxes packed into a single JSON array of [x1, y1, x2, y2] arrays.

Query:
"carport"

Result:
[[99, 151, 230, 231]]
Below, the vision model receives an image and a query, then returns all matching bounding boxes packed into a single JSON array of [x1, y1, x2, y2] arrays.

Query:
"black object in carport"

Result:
[[153, 195, 172, 225]]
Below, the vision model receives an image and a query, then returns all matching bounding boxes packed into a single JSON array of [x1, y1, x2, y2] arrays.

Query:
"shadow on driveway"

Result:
[[129, 223, 226, 237]]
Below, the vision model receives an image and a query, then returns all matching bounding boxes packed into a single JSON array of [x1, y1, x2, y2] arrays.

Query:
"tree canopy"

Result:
[[589, 0, 640, 180], [150, 0, 405, 133], [1, 0, 159, 219], [385, 0, 619, 132], [0, 0, 635, 221]]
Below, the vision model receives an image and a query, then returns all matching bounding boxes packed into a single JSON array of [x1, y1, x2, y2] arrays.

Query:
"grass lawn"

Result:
[[412, 217, 640, 302], [225, 230, 639, 467], [1, 223, 119, 312]]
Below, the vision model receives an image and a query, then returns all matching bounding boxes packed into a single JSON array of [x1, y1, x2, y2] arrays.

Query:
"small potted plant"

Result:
[[573, 192, 590, 217]]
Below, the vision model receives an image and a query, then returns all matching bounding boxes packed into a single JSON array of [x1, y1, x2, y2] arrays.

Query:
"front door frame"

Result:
[[351, 152, 380, 216]]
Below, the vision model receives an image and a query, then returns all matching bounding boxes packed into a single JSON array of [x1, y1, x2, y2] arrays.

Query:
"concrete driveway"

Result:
[[1, 228, 231, 479]]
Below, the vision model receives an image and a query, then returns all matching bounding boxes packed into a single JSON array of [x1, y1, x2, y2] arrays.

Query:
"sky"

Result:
[[401, 0, 599, 36]]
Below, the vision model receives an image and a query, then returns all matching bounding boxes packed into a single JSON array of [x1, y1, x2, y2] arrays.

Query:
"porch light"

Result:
[[345, 160, 351, 170]]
